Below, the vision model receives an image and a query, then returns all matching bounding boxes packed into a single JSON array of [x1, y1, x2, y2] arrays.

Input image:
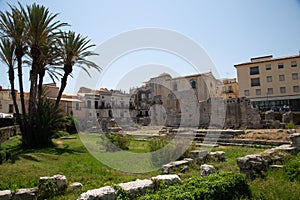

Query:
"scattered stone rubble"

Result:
[[70, 182, 83, 191], [200, 164, 216, 177], [237, 133, 300, 178], [77, 174, 181, 200], [162, 150, 226, 174]]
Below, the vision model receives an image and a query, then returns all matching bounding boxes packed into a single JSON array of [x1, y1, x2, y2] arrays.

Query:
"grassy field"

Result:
[[0, 133, 300, 199], [0, 134, 159, 199]]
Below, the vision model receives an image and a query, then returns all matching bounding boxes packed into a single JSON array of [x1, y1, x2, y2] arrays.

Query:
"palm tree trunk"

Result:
[[8, 66, 23, 133], [38, 68, 45, 104], [28, 47, 40, 120], [55, 73, 68, 109], [16, 55, 27, 118]]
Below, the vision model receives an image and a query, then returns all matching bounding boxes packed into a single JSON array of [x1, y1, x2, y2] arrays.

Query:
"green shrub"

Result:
[[285, 122, 295, 129], [139, 172, 251, 200], [32, 97, 67, 147], [105, 134, 130, 151], [284, 153, 300, 181], [65, 113, 79, 134], [38, 179, 58, 199]]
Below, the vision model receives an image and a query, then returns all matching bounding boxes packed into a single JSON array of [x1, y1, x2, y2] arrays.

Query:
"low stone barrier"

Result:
[[77, 174, 181, 200], [0, 190, 12, 200], [0, 174, 68, 200]]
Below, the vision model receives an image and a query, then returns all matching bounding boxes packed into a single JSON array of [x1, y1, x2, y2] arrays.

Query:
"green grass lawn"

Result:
[[0, 134, 299, 199], [0, 134, 160, 199]]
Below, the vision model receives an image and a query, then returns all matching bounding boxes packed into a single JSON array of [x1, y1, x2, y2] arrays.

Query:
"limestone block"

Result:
[[216, 151, 226, 161], [12, 188, 38, 200], [77, 186, 116, 200], [237, 154, 267, 178], [290, 133, 300, 151], [151, 174, 181, 185], [161, 163, 172, 174], [39, 174, 67, 192], [161, 160, 190, 174], [118, 179, 154, 198], [70, 182, 83, 191], [190, 150, 208, 160], [200, 164, 216, 177], [183, 158, 193, 163], [287, 129, 296, 134], [0, 190, 11, 200]]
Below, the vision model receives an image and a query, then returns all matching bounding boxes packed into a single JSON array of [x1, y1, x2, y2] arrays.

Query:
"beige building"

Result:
[[132, 72, 221, 127], [235, 54, 300, 111], [0, 86, 29, 114]]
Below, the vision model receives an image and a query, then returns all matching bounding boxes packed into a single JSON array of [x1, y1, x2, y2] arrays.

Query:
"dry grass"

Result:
[[236, 129, 291, 141]]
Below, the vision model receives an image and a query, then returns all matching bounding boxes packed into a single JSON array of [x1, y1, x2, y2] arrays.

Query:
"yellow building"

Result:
[[235, 54, 300, 111], [217, 78, 239, 99]]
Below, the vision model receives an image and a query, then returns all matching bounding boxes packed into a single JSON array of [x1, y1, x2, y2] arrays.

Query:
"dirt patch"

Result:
[[235, 129, 292, 142]]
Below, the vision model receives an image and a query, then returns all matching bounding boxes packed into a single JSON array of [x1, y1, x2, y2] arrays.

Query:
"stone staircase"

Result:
[[192, 129, 290, 147]]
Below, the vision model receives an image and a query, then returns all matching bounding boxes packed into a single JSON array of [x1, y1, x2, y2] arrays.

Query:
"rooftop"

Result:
[[234, 53, 300, 67]]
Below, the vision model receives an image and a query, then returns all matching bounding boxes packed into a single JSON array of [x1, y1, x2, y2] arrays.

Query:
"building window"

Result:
[[256, 89, 261, 95], [280, 87, 286, 94], [222, 86, 226, 94], [292, 73, 298, 80], [95, 101, 99, 109], [251, 78, 260, 87], [173, 82, 178, 91], [267, 88, 273, 94], [279, 75, 285, 81], [293, 86, 299, 92], [278, 63, 284, 69], [250, 66, 259, 75], [265, 64, 271, 70], [8, 104, 13, 113], [291, 61, 297, 67], [190, 80, 197, 89], [0, 101, 2, 109], [244, 90, 249, 96], [228, 85, 233, 93], [87, 100, 91, 109], [266, 76, 272, 82], [75, 102, 80, 110]]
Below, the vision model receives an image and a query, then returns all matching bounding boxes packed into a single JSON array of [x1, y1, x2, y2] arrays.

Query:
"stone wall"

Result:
[[0, 126, 17, 144], [199, 98, 261, 129]]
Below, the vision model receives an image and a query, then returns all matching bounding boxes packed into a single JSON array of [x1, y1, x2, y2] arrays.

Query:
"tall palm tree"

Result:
[[0, 38, 22, 128], [0, 3, 27, 122], [22, 3, 67, 119], [55, 31, 100, 108]]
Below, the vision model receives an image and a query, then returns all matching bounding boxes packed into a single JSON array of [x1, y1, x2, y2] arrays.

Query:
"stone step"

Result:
[[194, 138, 290, 146]]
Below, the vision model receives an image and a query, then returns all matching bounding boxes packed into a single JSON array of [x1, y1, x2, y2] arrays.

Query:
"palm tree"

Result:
[[22, 3, 67, 120], [0, 3, 27, 125], [0, 38, 22, 128], [55, 31, 100, 108]]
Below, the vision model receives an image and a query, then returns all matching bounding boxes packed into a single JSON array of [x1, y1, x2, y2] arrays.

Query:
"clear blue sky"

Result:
[[0, 0, 300, 92]]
